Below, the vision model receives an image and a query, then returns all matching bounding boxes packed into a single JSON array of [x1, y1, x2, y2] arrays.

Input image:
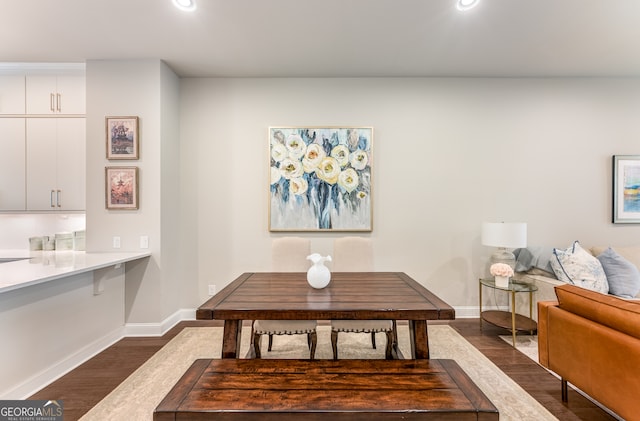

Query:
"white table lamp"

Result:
[[481, 222, 527, 269]]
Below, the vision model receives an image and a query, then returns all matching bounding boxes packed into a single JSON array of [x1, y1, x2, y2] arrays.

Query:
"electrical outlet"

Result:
[[140, 236, 149, 249], [208, 284, 216, 295], [113, 236, 121, 249]]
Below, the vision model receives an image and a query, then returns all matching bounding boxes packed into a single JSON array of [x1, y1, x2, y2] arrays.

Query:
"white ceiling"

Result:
[[2, 0, 640, 78]]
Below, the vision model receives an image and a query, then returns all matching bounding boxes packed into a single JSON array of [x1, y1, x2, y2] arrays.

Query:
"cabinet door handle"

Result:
[[50, 93, 55, 112], [56, 93, 61, 112], [56, 190, 61, 207], [50, 190, 56, 207]]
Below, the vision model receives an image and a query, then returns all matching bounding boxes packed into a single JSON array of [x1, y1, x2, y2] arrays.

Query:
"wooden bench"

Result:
[[154, 359, 498, 420]]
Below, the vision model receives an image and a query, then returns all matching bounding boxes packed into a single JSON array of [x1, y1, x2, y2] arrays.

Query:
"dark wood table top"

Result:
[[197, 272, 455, 321]]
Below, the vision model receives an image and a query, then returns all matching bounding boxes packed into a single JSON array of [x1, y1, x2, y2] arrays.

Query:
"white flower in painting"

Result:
[[331, 145, 350, 167], [338, 168, 359, 193], [271, 143, 288, 162], [289, 177, 308, 196], [350, 149, 369, 170], [302, 143, 326, 173], [280, 158, 303, 179], [270, 166, 282, 185], [286, 134, 307, 159], [316, 157, 341, 185], [357, 191, 367, 200]]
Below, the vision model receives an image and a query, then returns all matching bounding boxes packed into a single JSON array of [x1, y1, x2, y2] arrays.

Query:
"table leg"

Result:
[[479, 280, 483, 331], [511, 290, 516, 347], [221, 319, 242, 359], [529, 290, 534, 334], [409, 320, 429, 359]]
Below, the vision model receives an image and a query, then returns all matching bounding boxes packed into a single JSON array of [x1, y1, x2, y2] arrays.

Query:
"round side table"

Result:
[[479, 278, 538, 347]]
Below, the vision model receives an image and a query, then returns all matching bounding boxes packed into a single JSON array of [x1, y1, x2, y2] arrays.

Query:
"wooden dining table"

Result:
[[196, 272, 455, 359]]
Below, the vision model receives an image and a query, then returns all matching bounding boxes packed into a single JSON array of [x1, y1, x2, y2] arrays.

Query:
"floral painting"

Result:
[[269, 127, 373, 231]]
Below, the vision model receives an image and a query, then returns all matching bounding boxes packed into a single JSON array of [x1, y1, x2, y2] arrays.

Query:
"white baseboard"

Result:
[[124, 308, 196, 337], [8, 327, 125, 400], [452, 306, 479, 318]]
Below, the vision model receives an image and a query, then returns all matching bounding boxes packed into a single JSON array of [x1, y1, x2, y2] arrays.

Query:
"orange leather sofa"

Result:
[[538, 284, 640, 421]]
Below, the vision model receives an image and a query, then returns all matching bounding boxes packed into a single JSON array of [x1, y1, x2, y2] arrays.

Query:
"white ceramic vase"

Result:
[[306, 253, 332, 289], [494, 275, 510, 288]]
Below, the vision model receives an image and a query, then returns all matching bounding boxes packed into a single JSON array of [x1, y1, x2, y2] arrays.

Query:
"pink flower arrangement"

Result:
[[490, 263, 514, 277]]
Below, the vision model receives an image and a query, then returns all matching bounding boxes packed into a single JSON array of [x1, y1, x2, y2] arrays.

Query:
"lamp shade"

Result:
[[481, 222, 527, 249]]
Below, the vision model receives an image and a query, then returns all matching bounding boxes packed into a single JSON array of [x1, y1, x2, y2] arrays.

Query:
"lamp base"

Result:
[[490, 248, 516, 270]]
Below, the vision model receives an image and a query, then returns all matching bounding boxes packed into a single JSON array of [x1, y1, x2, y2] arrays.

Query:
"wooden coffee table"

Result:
[[197, 272, 455, 359], [154, 358, 498, 420]]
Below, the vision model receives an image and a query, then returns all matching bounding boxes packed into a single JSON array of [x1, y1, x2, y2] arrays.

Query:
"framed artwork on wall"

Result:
[[269, 127, 373, 231], [106, 166, 139, 210], [612, 155, 640, 223], [106, 116, 139, 159]]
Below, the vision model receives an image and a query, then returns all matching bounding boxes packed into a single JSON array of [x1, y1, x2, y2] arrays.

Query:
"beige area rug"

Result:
[[81, 325, 557, 421]]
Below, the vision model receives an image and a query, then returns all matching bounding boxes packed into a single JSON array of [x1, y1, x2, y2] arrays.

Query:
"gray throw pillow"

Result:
[[596, 247, 640, 298]]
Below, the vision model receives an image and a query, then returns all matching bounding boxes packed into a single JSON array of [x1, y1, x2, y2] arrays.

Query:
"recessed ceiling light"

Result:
[[456, 0, 479, 11], [173, 0, 196, 12]]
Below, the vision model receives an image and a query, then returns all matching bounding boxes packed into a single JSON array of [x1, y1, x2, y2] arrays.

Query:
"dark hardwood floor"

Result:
[[29, 319, 616, 421]]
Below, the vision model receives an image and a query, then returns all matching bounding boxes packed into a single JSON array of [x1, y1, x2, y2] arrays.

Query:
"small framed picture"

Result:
[[106, 166, 139, 210], [106, 116, 139, 159], [612, 155, 640, 223]]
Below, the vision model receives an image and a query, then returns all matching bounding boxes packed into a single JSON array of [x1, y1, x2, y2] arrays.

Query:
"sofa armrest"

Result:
[[537, 300, 558, 368]]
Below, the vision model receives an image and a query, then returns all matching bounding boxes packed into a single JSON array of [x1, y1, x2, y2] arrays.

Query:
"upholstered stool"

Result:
[[330, 319, 394, 360], [253, 319, 317, 359]]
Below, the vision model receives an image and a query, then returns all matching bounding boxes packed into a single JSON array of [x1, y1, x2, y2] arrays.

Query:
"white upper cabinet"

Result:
[[0, 118, 26, 211], [0, 76, 26, 114], [26, 75, 85, 115], [26, 118, 86, 211], [0, 66, 86, 213]]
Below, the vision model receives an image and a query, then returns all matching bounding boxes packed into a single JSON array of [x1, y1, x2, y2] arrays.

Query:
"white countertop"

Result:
[[0, 250, 151, 294]]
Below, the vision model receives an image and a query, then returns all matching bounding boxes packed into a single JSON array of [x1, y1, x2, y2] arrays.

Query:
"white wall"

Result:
[[179, 77, 640, 311], [85, 60, 185, 323]]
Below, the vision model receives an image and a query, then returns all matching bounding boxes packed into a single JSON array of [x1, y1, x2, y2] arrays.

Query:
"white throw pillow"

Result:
[[550, 241, 609, 294]]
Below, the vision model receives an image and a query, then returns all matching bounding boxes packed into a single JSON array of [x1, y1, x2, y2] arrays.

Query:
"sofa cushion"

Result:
[[596, 247, 640, 298], [555, 284, 640, 340], [550, 241, 609, 294]]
